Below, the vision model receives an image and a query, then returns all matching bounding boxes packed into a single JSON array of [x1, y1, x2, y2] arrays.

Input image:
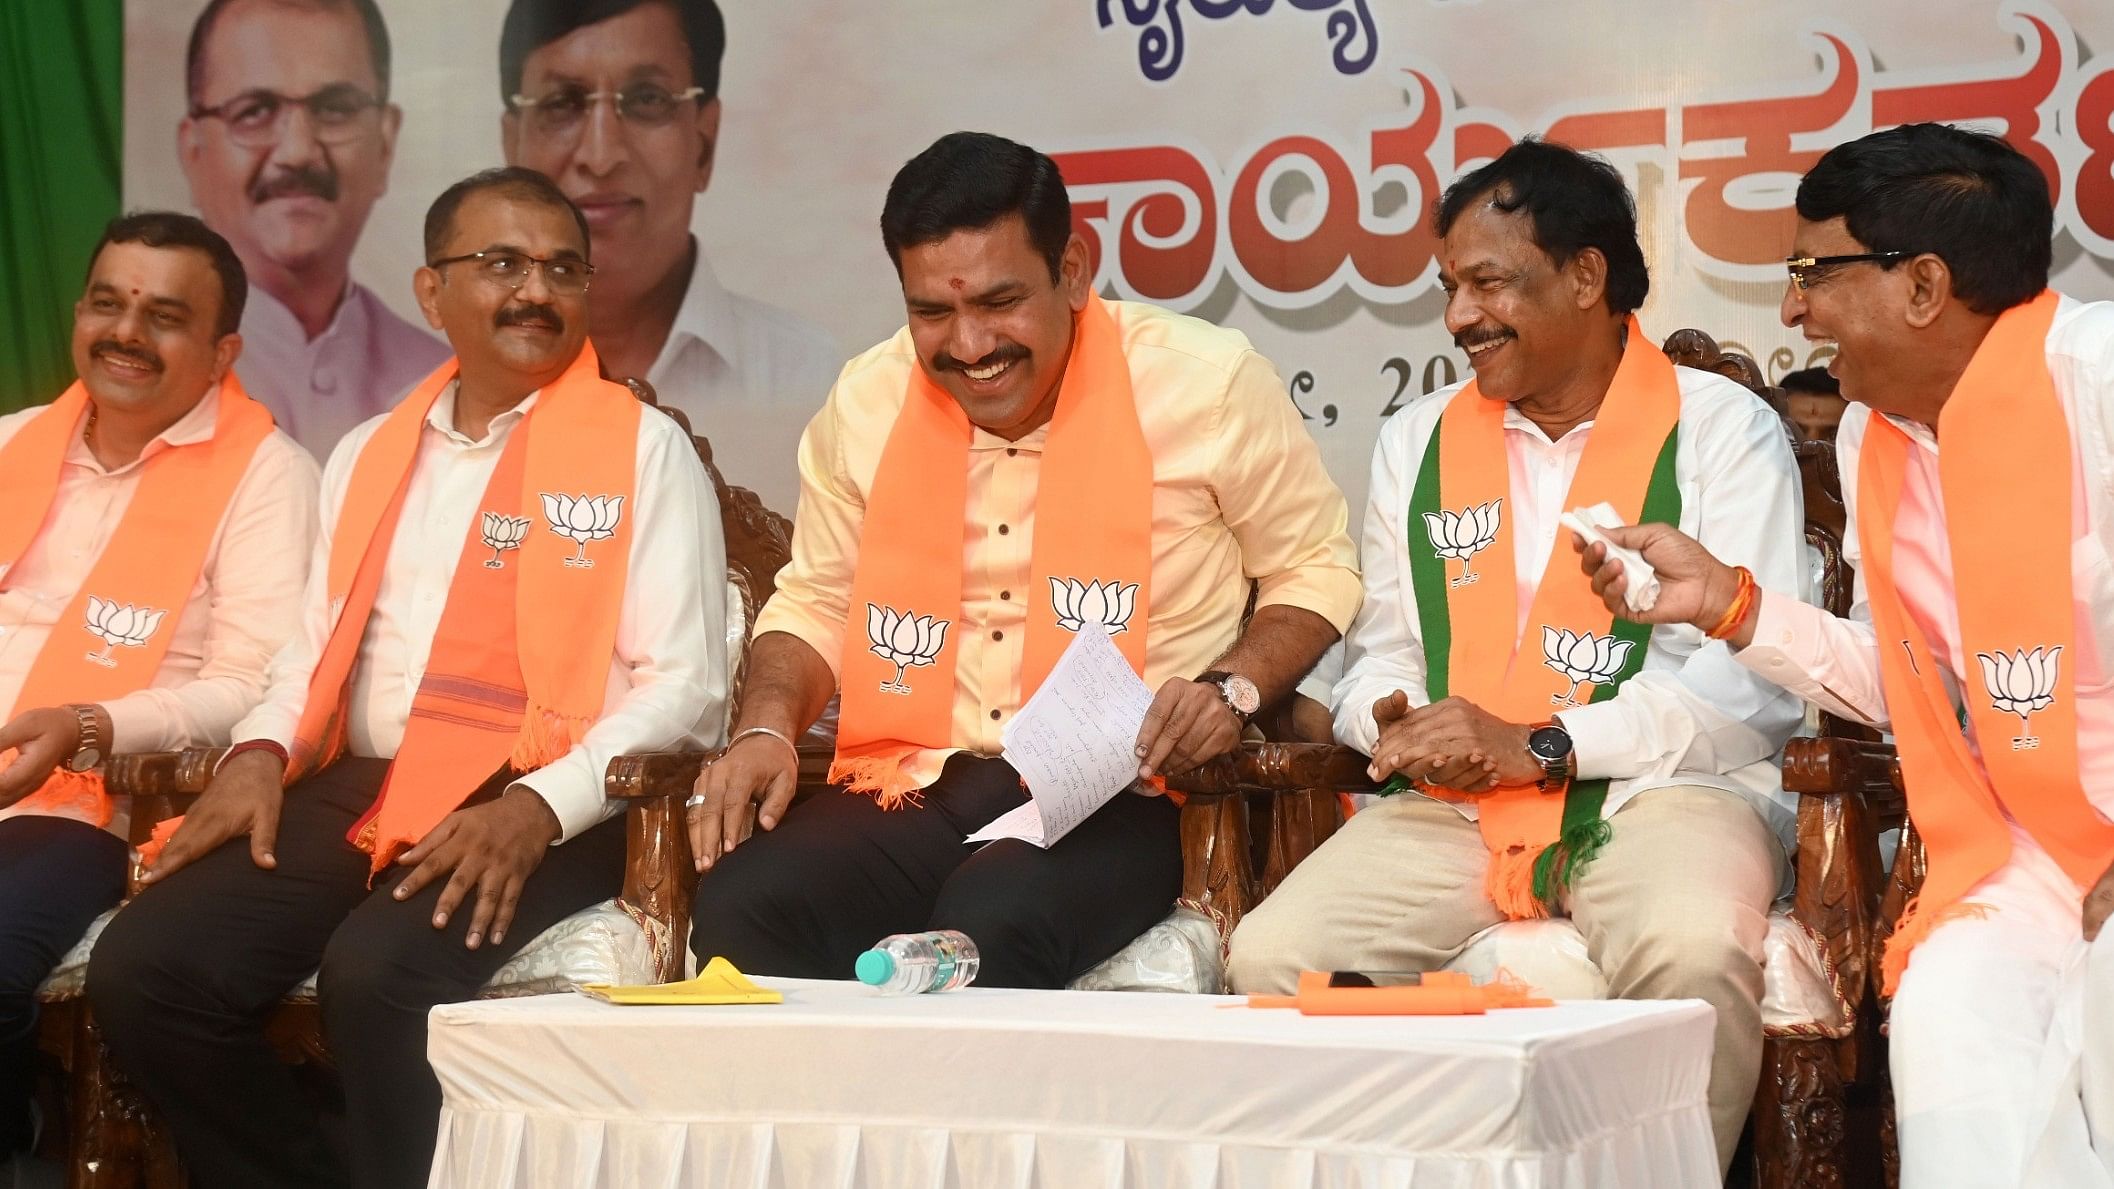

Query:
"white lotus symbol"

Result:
[[1542, 627, 1634, 706], [1424, 500, 1502, 586], [82, 596, 166, 668], [866, 604, 950, 695], [1978, 645, 2062, 750], [479, 512, 531, 569], [1049, 578, 1139, 635], [539, 493, 624, 569]]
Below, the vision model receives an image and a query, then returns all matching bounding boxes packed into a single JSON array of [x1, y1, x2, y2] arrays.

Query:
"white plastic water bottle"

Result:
[[855, 930, 980, 994]]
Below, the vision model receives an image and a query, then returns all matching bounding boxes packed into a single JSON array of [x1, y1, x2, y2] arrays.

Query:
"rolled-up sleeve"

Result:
[[106, 435, 321, 752], [752, 379, 864, 676], [1215, 351, 1361, 632]]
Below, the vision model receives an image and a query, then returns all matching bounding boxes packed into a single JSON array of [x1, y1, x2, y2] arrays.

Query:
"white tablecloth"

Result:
[[427, 980, 1717, 1189]]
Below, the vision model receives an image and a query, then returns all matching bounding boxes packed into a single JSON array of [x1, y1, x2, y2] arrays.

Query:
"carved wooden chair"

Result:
[[37, 386, 792, 1189]]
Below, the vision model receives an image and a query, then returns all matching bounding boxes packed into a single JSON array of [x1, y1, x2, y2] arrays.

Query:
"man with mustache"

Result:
[[499, 0, 841, 511], [180, 0, 449, 458], [0, 212, 316, 1183], [89, 168, 727, 1189], [684, 131, 1359, 990], [1580, 124, 2114, 1187], [1226, 138, 1806, 1175]]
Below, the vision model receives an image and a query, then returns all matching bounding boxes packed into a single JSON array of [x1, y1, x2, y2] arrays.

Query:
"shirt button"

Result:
[[992, 630, 1004, 641], [998, 524, 1010, 536], [989, 709, 1001, 721], [999, 590, 1011, 601], [1006, 448, 1017, 457]]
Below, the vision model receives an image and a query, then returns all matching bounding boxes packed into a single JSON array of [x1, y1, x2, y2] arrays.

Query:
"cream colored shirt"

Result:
[[0, 387, 321, 831], [235, 381, 728, 841], [756, 299, 1363, 787]]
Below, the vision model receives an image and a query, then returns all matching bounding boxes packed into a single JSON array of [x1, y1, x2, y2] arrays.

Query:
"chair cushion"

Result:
[[1437, 906, 1854, 1038], [39, 898, 662, 1004], [1069, 908, 1223, 994]]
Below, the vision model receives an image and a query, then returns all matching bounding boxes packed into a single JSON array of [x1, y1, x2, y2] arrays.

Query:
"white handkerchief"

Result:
[[1560, 501, 1661, 614]]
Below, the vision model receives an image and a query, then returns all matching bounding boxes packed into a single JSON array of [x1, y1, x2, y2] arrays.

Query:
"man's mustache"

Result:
[[496, 302, 563, 333], [1454, 326, 1515, 351], [935, 344, 1028, 373], [92, 341, 162, 373], [249, 164, 339, 205]]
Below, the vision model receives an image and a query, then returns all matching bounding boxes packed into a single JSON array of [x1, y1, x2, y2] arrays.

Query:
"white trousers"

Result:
[[1891, 825, 2114, 1188]]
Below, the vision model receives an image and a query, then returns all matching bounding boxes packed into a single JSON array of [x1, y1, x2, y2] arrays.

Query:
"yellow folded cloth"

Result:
[[578, 956, 784, 1005]]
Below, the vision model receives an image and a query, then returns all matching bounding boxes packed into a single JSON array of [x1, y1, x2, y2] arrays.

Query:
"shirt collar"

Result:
[[1501, 401, 1595, 444], [64, 382, 224, 476], [242, 277, 362, 347], [659, 238, 745, 377], [427, 379, 540, 448], [1883, 412, 1939, 453]]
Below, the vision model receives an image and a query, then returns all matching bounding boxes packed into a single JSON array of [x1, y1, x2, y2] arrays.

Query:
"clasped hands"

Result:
[[1366, 690, 1542, 791]]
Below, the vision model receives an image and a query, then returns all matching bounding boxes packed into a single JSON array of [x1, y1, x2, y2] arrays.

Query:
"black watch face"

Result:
[[1528, 725, 1572, 761]]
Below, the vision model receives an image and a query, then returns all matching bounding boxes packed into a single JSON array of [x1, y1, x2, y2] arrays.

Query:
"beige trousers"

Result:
[[1226, 785, 1786, 1176]]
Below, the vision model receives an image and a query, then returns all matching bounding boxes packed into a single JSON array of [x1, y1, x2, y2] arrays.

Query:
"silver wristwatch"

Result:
[[64, 704, 103, 773]]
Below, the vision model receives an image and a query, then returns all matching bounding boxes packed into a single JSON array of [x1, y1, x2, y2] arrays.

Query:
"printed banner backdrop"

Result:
[[126, 0, 2114, 514]]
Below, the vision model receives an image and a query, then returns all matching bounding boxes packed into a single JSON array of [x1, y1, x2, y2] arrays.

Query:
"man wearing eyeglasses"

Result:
[[89, 168, 726, 1189], [498, 0, 840, 512], [1582, 123, 2114, 1186], [179, 0, 449, 460]]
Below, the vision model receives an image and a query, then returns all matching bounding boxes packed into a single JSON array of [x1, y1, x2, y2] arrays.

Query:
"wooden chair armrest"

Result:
[[1785, 736, 1897, 1063], [603, 751, 718, 801], [1783, 737, 1903, 820], [102, 752, 185, 799], [173, 747, 229, 795], [1165, 742, 1378, 797]]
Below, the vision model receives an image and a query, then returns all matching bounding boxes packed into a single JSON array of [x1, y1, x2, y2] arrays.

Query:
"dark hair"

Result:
[[1779, 366, 1841, 398], [1795, 123, 2050, 316], [187, 0, 391, 108], [1433, 138, 1650, 316], [499, 0, 726, 104], [880, 132, 1072, 282], [86, 211, 248, 339], [423, 167, 592, 263]]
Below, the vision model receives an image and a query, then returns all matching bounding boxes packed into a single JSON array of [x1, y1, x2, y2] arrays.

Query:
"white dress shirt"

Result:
[[644, 241, 842, 512], [234, 282, 451, 462], [1739, 294, 2114, 814], [1333, 365, 1809, 843], [0, 388, 320, 831], [235, 380, 728, 841]]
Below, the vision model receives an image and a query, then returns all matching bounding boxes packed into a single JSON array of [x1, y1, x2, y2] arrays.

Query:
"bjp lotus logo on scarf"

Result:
[[866, 604, 950, 695], [1423, 500, 1502, 587], [82, 596, 166, 668], [1542, 627, 1634, 707], [539, 493, 624, 569], [479, 512, 531, 569], [1050, 578, 1140, 635], [1977, 645, 2062, 751]]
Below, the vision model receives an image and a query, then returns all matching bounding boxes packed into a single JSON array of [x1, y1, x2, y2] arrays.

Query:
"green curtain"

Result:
[[0, 0, 123, 411]]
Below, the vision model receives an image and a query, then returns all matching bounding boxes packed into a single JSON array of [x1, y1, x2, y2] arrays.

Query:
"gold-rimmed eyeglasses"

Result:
[[189, 86, 385, 149], [427, 251, 594, 295], [1784, 251, 1913, 292]]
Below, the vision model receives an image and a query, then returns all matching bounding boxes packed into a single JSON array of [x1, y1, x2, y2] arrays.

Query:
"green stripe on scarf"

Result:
[[1384, 418, 1683, 912]]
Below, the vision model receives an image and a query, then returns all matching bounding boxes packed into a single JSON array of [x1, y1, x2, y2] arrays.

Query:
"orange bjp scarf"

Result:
[[0, 378, 275, 825], [830, 294, 1154, 807], [1858, 290, 2114, 993], [288, 346, 639, 873], [1397, 318, 1683, 918]]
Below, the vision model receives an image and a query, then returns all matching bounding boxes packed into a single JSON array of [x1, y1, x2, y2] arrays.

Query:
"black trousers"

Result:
[[87, 758, 627, 1189], [0, 815, 126, 1153], [690, 754, 1182, 989]]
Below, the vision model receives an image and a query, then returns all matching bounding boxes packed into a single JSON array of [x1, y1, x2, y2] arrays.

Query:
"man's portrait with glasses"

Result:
[[177, 0, 450, 460], [498, 0, 841, 512]]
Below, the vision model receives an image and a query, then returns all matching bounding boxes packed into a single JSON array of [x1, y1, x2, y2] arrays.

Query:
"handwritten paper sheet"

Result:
[[968, 622, 1155, 849]]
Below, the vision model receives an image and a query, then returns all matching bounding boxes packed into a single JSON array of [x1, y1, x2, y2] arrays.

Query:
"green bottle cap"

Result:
[[855, 949, 896, 986]]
